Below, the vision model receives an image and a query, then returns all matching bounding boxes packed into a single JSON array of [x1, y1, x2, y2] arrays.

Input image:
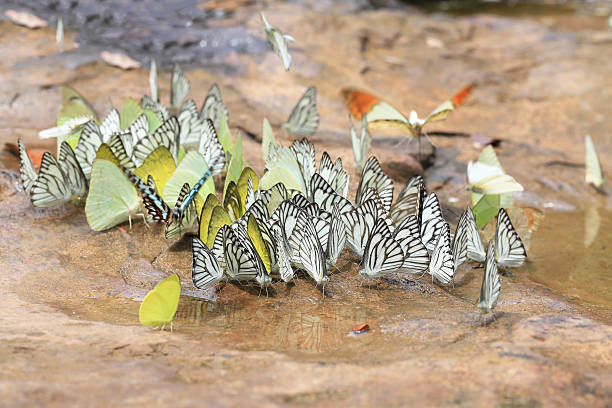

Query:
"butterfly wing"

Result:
[[283, 87, 319, 137], [420, 193, 446, 252], [198, 119, 226, 175], [585, 135, 605, 190], [192, 237, 223, 291], [199, 84, 229, 128], [170, 64, 190, 110], [478, 240, 501, 313], [58, 141, 88, 198], [463, 207, 485, 262], [428, 223, 454, 284], [139, 273, 181, 328], [361, 218, 405, 278], [30, 152, 70, 208], [393, 215, 429, 274], [18, 139, 37, 195], [494, 208, 527, 268]]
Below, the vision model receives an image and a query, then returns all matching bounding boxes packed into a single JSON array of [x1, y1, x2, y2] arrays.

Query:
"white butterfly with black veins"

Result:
[[132, 116, 180, 165], [428, 222, 454, 284], [350, 115, 372, 171], [178, 99, 205, 147], [18, 139, 37, 195], [342, 199, 378, 257], [26, 141, 88, 208], [197, 119, 226, 175], [495, 208, 527, 268], [360, 218, 405, 278], [390, 175, 425, 225], [282, 86, 319, 138], [170, 63, 190, 110], [392, 215, 430, 274], [223, 223, 268, 285], [192, 237, 224, 291], [271, 223, 295, 282], [420, 193, 446, 253], [289, 211, 329, 285], [355, 156, 393, 213], [326, 205, 346, 266], [199, 84, 229, 129], [478, 240, 501, 313], [460, 206, 485, 262], [310, 173, 354, 215], [319, 152, 349, 199], [261, 12, 296, 71]]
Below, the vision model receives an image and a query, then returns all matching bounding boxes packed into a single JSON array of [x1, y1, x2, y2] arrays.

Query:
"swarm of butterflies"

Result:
[[192, 135, 528, 316], [15, 14, 539, 330]]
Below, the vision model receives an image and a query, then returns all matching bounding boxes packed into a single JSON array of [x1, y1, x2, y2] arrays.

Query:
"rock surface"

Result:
[[0, 1, 611, 406]]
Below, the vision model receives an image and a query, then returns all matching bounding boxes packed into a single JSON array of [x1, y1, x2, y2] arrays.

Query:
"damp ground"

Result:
[[1, 0, 612, 406]]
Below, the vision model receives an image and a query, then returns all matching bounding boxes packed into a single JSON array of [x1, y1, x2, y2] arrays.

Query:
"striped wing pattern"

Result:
[[192, 237, 223, 290], [478, 240, 501, 312], [495, 208, 527, 268]]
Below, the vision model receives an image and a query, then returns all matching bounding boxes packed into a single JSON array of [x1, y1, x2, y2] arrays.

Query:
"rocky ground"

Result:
[[0, 1, 611, 406]]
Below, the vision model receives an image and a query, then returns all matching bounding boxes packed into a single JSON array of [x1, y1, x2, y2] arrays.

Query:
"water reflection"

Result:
[[527, 210, 612, 319], [176, 298, 370, 352]]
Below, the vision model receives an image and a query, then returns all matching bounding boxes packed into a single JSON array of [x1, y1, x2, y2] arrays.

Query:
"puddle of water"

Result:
[[525, 209, 612, 320]]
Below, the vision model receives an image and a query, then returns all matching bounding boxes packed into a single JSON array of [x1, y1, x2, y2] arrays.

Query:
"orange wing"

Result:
[[451, 84, 474, 108], [341, 88, 381, 119], [4, 142, 45, 169]]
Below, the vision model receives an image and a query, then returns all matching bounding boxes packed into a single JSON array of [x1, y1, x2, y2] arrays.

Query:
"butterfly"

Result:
[[192, 237, 224, 291], [392, 215, 430, 274], [223, 221, 270, 287], [467, 146, 521, 205], [390, 175, 425, 225], [261, 12, 296, 71], [139, 273, 181, 330], [149, 59, 159, 103], [310, 173, 354, 215], [585, 135, 605, 193], [282, 87, 320, 137], [477, 240, 501, 313], [288, 211, 329, 286], [342, 84, 473, 140], [342, 199, 378, 257], [326, 205, 347, 266], [360, 218, 405, 278], [355, 156, 393, 213], [459, 206, 485, 262], [25, 141, 88, 208], [170, 64, 190, 111], [350, 115, 372, 171], [132, 116, 180, 165], [271, 222, 295, 282], [85, 158, 142, 231], [420, 193, 447, 253], [199, 84, 229, 130], [428, 222, 455, 285], [494, 208, 527, 268], [318, 152, 349, 199], [246, 214, 274, 288], [198, 119, 226, 175], [178, 99, 206, 147]]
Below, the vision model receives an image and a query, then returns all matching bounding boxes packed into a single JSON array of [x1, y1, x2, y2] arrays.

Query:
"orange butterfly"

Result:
[[342, 84, 474, 140]]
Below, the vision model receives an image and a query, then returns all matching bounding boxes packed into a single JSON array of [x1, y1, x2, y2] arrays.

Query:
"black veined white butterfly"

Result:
[[223, 222, 268, 284], [310, 173, 354, 215], [289, 211, 329, 285], [74, 120, 104, 177], [392, 215, 429, 274], [494, 208, 527, 268], [451, 212, 469, 271], [319, 152, 349, 199], [271, 222, 294, 282], [192, 237, 224, 291], [428, 222, 455, 284], [341, 199, 378, 257], [390, 175, 424, 225], [326, 205, 346, 266], [199, 84, 229, 130], [461, 206, 485, 262], [355, 156, 393, 213], [27, 142, 88, 208], [132, 116, 180, 165], [18, 139, 37, 195], [360, 218, 405, 278], [261, 12, 296, 71], [170, 63, 190, 110], [282, 87, 319, 137], [350, 115, 372, 171], [197, 119, 226, 175], [478, 240, 501, 313], [420, 193, 446, 253], [178, 99, 205, 147]]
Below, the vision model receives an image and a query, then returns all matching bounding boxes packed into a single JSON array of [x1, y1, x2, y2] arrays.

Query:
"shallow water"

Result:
[[525, 209, 612, 320]]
